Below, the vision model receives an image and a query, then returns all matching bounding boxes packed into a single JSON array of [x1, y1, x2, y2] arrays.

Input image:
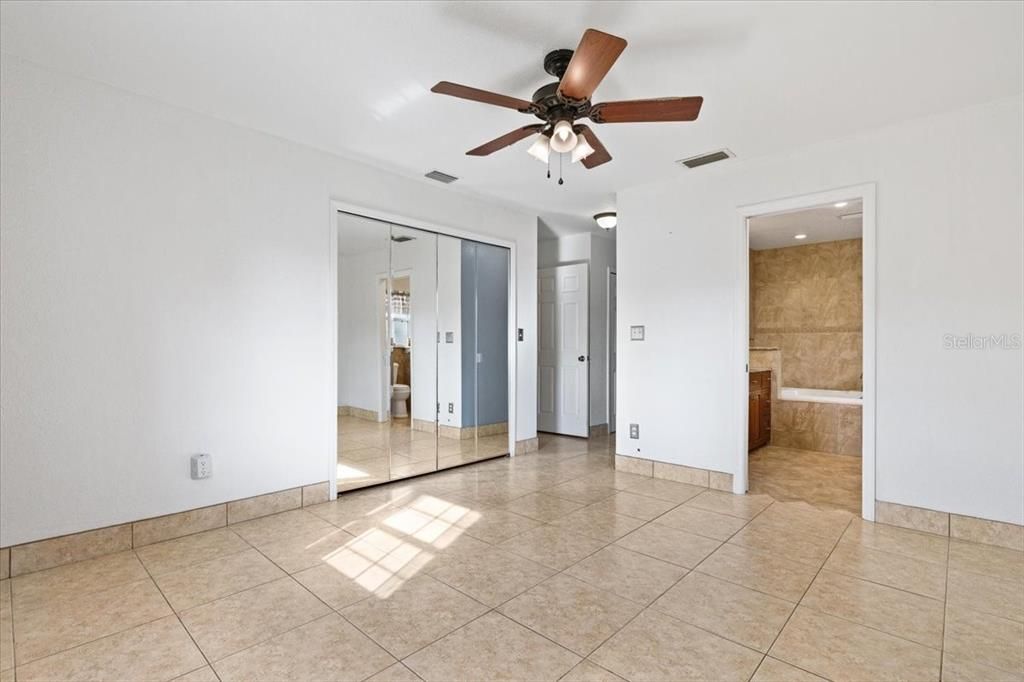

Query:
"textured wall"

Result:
[[751, 239, 863, 390]]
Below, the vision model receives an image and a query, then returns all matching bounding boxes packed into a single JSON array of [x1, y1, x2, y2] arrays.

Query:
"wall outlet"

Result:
[[630, 325, 645, 341], [629, 423, 640, 439], [190, 453, 212, 479], [448, 402, 454, 414]]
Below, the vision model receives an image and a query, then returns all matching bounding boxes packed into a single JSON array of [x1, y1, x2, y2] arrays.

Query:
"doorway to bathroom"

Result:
[[737, 185, 876, 518]]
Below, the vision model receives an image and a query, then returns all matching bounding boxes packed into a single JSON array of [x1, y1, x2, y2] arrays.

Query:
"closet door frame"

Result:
[[329, 200, 518, 501]]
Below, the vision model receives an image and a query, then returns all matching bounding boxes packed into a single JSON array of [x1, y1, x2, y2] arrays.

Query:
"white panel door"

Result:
[[538, 264, 589, 437]]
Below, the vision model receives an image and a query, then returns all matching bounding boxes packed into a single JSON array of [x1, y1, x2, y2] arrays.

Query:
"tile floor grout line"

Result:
[[754, 514, 855, 677], [7, 611, 177, 675], [133, 547, 221, 680]]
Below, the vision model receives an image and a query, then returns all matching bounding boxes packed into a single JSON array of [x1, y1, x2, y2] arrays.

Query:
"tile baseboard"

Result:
[[2, 479, 332, 578], [615, 455, 733, 492], [876, 500, 1023, 551], [589, 424, 609, 438], [515, 437, 539, 454]]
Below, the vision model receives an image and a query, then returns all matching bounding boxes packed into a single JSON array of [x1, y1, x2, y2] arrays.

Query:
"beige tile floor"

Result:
[[748, 445, 862, 515], [338, 415, 510, 492], [3, 434, 1022, 681]]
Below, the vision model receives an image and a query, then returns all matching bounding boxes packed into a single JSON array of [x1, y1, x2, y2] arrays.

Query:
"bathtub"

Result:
[[780, 387, 863, 406]]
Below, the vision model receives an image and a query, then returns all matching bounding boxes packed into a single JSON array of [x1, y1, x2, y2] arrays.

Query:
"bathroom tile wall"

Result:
[[773, 401, 862, 456], [750, 239, 862, 391]]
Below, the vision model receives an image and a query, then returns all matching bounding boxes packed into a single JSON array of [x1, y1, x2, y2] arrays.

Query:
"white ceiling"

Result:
[[749, 199, 862, 250], [2, 1, 1022, 237]]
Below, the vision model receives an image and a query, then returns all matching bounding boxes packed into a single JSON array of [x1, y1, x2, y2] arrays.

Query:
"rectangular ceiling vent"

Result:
[[677, 149, 734, 169], [424, 170, 458, 184]]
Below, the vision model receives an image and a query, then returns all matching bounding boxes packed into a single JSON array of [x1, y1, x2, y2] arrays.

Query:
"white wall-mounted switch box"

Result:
[[630, 325, 645, 341], [190, 453, 212, 479]]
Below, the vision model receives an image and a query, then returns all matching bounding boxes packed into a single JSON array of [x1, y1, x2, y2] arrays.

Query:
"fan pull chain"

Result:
[[558, 153, 564, 185], [546, 153, 550, 179]]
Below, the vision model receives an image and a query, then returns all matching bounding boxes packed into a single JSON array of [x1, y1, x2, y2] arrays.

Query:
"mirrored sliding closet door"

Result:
[[336, 212, 509, 492]]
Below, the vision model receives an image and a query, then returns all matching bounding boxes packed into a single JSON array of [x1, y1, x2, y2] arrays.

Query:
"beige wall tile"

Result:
[[226, 488, 302, 524], [301, 482, 330, 507], [652, 461, 708, 487], [614, 455, 652, 477], [875, 500, 949, 536], [133, 505, 226, 548], [709, 471, 733, 491], [11, 524, 132, 577], [0, 549, 8, 581], [750, 239, 863, 392], [950, 514, 1024, 552]]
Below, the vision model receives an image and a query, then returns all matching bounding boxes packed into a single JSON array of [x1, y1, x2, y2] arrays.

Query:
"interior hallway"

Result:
[[2, 434, 1020, 681]]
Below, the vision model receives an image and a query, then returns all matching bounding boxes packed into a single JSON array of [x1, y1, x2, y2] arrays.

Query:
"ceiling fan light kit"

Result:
[[430, 28, 703, 184]]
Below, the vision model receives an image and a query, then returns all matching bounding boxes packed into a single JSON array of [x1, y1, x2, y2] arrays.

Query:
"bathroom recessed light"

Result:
[[834, 201, 848, 208], [794, 234, 808, 240]]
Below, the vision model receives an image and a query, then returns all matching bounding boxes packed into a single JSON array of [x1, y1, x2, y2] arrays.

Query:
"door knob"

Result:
[[578, 355, 585, 362]]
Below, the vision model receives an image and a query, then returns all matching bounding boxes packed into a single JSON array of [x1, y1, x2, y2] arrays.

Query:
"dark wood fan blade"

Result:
[[589, 97, 703, 123], [431, 81, 535, 112], [575, 125, 612, 169], [557, 29, 627, 103], [466, 124, 544, 156]]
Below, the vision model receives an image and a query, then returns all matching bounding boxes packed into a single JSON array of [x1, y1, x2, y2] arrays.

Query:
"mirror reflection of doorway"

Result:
[[336, 212, 510, 493]]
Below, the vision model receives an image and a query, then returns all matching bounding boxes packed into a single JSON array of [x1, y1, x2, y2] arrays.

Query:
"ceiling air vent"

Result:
[[424, 170, 458, 184], [677, 149, 734, 169]]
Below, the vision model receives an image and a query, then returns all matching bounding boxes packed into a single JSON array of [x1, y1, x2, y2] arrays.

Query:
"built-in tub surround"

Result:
[[750, 239, 862, 391], [773, 398, 862, 456]]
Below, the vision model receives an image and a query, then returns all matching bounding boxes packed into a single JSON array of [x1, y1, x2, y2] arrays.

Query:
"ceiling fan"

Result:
[[431, 28, 703, 183]]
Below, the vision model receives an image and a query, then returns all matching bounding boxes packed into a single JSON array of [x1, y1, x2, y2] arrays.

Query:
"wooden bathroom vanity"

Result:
[[748, 370, 772, 450]]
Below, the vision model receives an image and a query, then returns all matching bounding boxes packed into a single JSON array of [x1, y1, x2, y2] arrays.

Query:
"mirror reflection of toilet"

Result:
[[390, 361, 410, 417]]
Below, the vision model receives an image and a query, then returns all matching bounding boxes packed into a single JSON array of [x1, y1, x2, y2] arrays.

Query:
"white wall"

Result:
[[0, 57, 538, 546], [538, 232, 617, 428], [338, 247, 388, 414], [436, 236, 463, 428], [539, 233, 591, 269], [618, 94, 1024, 525]]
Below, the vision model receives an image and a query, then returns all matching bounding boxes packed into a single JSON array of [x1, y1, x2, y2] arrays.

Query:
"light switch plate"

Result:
[[630, 325, 645, 341]]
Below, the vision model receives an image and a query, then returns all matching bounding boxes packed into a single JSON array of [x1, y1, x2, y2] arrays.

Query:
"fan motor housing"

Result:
[[531, 81, 591, 124]]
